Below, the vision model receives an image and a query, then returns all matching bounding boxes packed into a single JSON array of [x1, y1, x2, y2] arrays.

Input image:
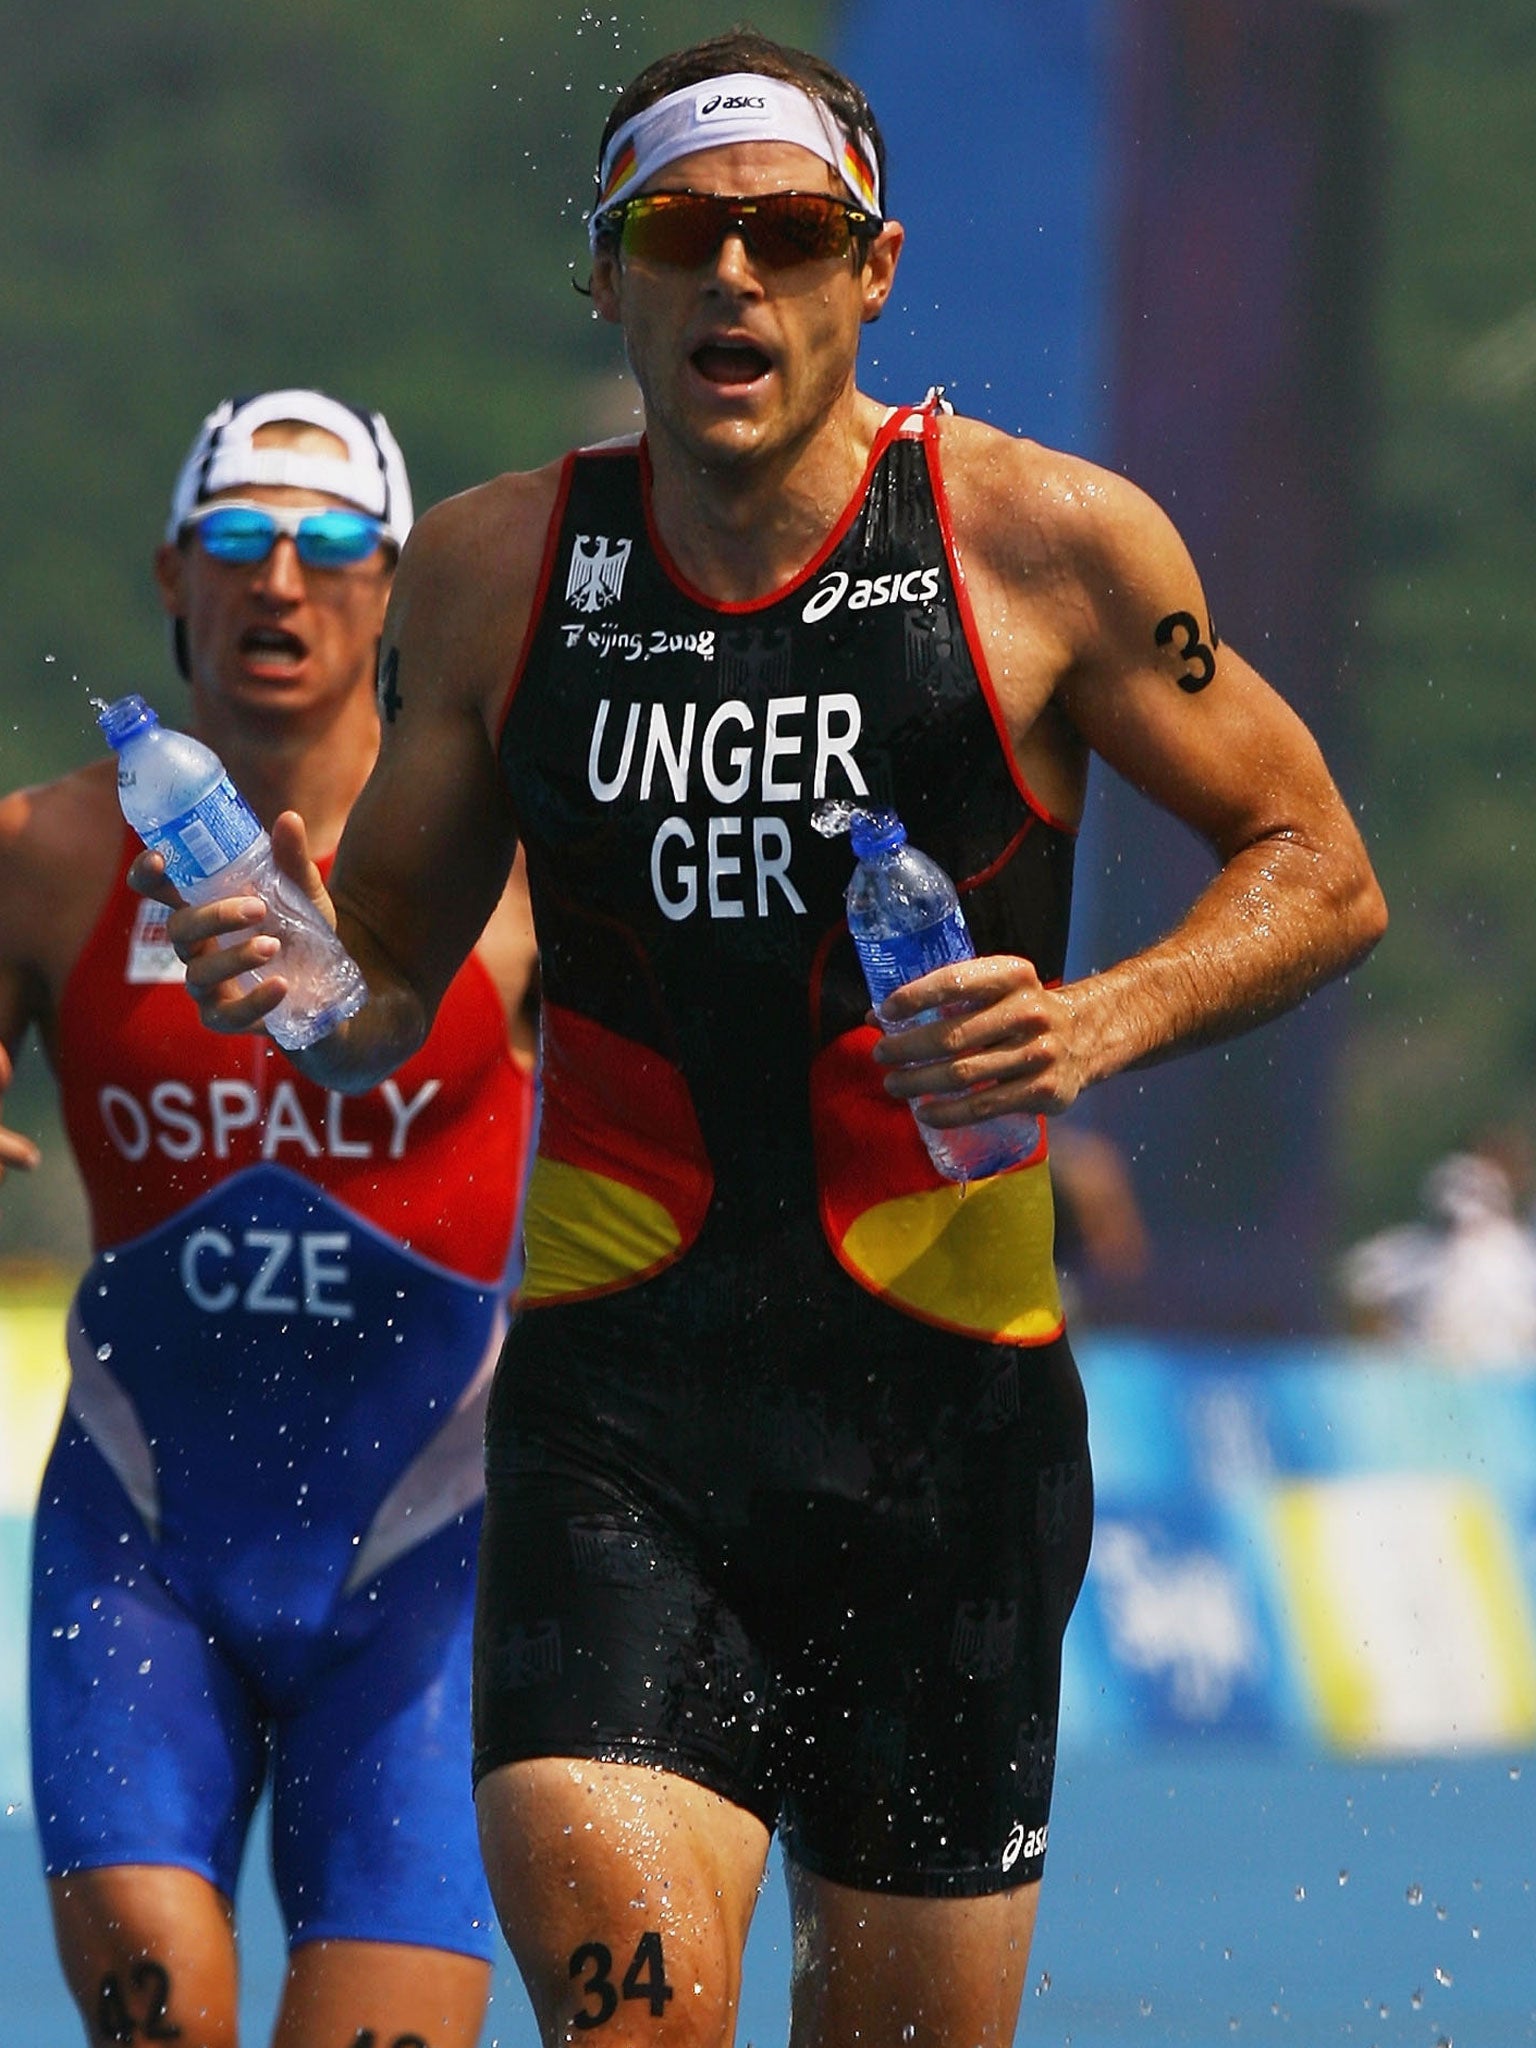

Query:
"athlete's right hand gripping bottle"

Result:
[[98, 692, 366, 1052], [844, 807, 1042, 1184]]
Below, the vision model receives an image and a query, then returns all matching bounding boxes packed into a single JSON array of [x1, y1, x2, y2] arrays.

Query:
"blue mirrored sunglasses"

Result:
[[181, 500, 386, 568]]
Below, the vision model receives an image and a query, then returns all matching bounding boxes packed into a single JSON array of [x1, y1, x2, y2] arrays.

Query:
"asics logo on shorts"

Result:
[[1002, 1821, 1048, 1871]]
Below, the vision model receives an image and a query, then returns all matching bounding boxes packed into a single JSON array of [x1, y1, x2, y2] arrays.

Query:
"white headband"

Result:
[[166, 388, 414, 547], [591, 71, 881, 249]]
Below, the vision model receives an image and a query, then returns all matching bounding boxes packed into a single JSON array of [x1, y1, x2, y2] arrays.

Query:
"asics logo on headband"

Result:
[[699, 92, 767, 116]]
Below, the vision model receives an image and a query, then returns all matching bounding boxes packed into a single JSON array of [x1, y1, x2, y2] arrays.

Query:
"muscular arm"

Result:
[[877, 427, 1387, 1121], [1048, 470, 1386, 1085]]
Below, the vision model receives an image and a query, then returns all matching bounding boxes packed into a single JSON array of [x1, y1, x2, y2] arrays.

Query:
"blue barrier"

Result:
[[1068, 1335, 1536, 1753]]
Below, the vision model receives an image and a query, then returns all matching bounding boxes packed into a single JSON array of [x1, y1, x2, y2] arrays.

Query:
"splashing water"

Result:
[[809, 797, 864, 839]]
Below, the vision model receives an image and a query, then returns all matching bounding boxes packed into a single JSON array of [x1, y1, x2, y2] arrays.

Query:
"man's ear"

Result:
[[860, 219, 905, 324], [590, 247, 623, 325], [153, 540, 186, 620]]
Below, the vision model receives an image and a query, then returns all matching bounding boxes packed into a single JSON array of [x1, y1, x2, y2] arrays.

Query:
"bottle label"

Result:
[[852, 905, 974, 1005], [146, 777, 263, 888]]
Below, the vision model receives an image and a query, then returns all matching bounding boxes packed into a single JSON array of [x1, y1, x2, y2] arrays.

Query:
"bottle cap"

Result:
[[97, 694, 159, 751], [848, 807, 906, 859]]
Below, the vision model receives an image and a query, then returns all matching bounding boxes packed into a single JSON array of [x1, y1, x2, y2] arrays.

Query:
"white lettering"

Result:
[[149, 1082, 201, 1160], [246, 1229, 299, 1313], [588, 698, 641, 801], [262, 1080, 322, 1159], [180, 1227, 239, 1312], [99, 1086, 149, 1160], [177, 1226, 357, 1319], [814, 694, 868, 798], [706, 816, 745, 919], [760, 696, 806, 800], [209, 1080, 261, 1158], [701, 701, 753, 803], [640, 701, 696, 802], [382, 1080, 442, 1160], [94, 1080, 439, 1165], [652, 816, 697, 921], [753, 817, 805, 915], [300, 1232, 354, 1318], [800, 563, 942, 622]]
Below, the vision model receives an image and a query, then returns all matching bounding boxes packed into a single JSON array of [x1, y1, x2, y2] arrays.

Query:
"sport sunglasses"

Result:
[[180, 500, 387, 568], [598, 190, 879, 271]]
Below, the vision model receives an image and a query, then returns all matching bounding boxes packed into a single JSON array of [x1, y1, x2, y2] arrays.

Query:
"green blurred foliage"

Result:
[[0, 0, 826, 785], [1339, 0, 1536, 1235]]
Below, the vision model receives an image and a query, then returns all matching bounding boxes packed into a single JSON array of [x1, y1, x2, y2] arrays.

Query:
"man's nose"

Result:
[[252, 535, 306, 601], [709, 229, 764, 293]]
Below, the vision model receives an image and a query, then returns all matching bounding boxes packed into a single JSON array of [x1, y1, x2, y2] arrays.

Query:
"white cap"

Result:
[[166, 388, 413, 548]]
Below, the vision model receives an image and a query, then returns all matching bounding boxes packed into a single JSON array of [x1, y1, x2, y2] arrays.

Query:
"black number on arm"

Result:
[[378, 645, 405, 724], [1154, 610, 1217, 693], [569, 1933, 676, 2028]]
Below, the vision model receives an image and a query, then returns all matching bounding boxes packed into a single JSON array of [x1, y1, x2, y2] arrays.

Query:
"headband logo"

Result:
[[697, 90, 768, 118]]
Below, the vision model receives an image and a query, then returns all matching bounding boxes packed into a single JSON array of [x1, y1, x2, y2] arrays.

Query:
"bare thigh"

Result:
[[476, 1757, 771, 2048], [785, 1863, 1042, 2048], [50, 1865, 491, 2048]]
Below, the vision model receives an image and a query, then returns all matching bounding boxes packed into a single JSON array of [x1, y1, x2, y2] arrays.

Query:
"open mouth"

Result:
[[691, 341, 773, 386], [239, 626, 309, 670]]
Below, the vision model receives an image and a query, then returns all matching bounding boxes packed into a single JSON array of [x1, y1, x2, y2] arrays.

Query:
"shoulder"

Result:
[[384, 459, 571, 723], [393, 461, 570, 624], [0, 759, 123, 979], [931, 412, 1189, 593]]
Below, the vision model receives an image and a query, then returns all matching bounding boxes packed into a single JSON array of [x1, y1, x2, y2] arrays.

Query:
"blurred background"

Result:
[[3, 1, 1536, 2041]]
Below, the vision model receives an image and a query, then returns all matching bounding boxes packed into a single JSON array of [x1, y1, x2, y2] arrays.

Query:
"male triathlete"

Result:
[[0, 389, 538, 2047], [147, 37, 1385, 2048]]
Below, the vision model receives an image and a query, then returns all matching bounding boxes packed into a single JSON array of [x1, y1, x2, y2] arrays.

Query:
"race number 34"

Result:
[[570, 1932, 675, 2028]]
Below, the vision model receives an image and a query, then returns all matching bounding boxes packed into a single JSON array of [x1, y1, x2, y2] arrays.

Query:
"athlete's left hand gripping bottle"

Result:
[[841, 805, 1043, 1184], [99, 691, 366, 1051]]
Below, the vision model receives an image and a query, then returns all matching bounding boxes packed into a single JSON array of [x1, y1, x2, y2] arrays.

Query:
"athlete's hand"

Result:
[[870, 953, 1085, 1123], [127, 811, 335, 1038], [0, 1040, 42, 1186]]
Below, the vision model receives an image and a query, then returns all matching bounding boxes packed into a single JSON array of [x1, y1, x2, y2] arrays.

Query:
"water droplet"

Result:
[[1293, 1884, 1306, 1902], [95, 1342, 113, 1363], [1406, 1883, 1423, 1905], [1434, 1967, 1453, 1987], [1337, 1868, 1349, 1885], [1411, 1988, 1424, 2010], [1035, 1972, 1051, 1996]]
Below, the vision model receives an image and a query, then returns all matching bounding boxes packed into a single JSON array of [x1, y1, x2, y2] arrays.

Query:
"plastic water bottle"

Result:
[[98, 692, 366, 1051], [844, 807, 1042, 1183]]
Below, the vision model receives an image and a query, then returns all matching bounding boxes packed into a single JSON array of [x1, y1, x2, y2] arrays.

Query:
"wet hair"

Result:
[[595, 28, 889, 221]]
